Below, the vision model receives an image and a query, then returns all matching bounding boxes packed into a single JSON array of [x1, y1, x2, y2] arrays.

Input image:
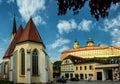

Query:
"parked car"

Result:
[[56, 77, 67, 83], [70, 77, 79, 81]]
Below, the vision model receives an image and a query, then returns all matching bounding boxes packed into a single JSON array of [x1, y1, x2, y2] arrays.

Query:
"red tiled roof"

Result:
[[3, 25, 23, 58], [113, 46, 120, 49], [17, 18, 43, 44], [3, 18, 45, 58], [62, 46, 109, 53]]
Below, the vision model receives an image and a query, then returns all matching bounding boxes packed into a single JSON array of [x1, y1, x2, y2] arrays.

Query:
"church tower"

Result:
[[86, 37, 94, 47], [11, 15, 17, 41], [74, 40, 80, 49]]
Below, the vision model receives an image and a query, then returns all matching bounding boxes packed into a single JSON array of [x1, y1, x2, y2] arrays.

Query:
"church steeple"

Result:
[[11, 15, 17, 41], [86, 37, 94, 47]]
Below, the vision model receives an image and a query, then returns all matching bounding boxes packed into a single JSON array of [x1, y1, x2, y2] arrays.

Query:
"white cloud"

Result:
[[0, 47, 5, 63], [111, 28, 120, 45], [0, 59, 3, 63], [49, 38, 70, 49], [57, 19, 93, 34], [50, 56, 60, 63], [16, 0, 46, 25], [102, 13, 120, 45], [57, 19, 77, 34], [58, 46, 70, 53], [103, 15, 120, 32], [110, 3, 120, 11], [78, 19, 92, 31], [33, 15, 46, 25]]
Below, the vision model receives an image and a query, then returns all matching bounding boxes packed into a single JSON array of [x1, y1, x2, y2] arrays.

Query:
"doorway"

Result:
[[80, 74, 84, 79], [97, 72, 102, 80], [107, 70, 112, 80]]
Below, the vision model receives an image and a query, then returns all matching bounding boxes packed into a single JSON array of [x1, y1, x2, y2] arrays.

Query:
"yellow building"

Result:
[[60, 37, 120, 60], [61, 55, 120, 81], [0, 16, 53, 83], [75, 62, 99, 80]]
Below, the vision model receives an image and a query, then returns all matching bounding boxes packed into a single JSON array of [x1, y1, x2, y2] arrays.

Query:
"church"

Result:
[[0, 16, 53, 83]]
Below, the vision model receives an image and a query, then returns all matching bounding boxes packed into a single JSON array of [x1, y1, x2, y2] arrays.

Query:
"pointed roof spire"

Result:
[[12, 14, 17, 35], [17, 18, 46, 48], [3, 25, 23, 58]]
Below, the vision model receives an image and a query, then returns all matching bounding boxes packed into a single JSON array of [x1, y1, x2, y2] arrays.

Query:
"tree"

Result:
[[57, 0, 120, 21], [53, 61, 62, 78]]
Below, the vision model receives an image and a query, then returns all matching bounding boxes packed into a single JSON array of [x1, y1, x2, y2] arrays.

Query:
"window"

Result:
[[84, 66, 87, 70], [89, 65, 92, 70], [80, 66, 82, 70], [71, 65, 73, 70], [21, 49, 25, 75], [67, 60, 69, 63], [76, 66, 78, 70], [4, 62, 7, 75], [62, 66, 64, 71], [85, 74, 87, 79], [32, 49, 38, 76]]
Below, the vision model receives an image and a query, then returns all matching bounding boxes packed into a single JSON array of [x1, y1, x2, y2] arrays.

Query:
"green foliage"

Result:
[[53, 60, 62, 66], [57, 0, 120, 21]]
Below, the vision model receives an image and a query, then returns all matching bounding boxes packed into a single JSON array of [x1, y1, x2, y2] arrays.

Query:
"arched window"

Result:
[[32, 49, 38, 76], [4, 62, 7, 75], [21, 49, 25, 75]]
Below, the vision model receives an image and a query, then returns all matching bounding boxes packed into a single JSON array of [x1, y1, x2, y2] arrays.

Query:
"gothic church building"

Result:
[[0, 16, 53, 83]]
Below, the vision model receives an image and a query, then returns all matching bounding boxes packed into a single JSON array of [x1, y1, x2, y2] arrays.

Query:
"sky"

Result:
[[0, 0, 120, 63]]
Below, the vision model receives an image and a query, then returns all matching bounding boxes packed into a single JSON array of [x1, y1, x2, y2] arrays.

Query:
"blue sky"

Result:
[[0, 0, 120, 63]]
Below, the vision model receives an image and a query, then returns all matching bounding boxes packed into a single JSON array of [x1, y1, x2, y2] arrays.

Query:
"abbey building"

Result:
[[60, 37, 120, 60]]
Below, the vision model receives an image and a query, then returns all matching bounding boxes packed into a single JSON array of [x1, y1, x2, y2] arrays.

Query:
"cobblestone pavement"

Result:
[[53, 80, 120, 84]]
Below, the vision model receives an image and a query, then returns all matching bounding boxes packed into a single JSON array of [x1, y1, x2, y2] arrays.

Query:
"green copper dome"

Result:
[[87, 37, 94, 43]]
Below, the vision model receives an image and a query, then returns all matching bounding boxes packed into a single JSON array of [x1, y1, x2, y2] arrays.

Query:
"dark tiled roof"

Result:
[[3, 25, 23, 58], [63, 55, 87, 64]]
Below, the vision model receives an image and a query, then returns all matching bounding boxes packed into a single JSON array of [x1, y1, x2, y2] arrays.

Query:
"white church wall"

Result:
[[39, 49, 47, 83], [9, 56, 13, 81], [12, 50, 18, 83]]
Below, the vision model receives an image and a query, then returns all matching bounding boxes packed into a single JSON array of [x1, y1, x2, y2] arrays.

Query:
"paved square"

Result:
[[54, 80, 120, 84]]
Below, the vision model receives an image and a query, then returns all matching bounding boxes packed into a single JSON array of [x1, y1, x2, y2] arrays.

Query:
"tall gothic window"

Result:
[[32, 49, 38, 76], [21, 49, 25, 75], [4, 62, 7, 75]]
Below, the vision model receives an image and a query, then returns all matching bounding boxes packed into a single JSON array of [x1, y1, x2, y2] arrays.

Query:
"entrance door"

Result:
[[75, 74, 79, 79], [80, 74, 84, 79], [65, 73, 69, 79], [70, 73, 73, 79], [108, 70, 112, 80], [97, 72, 102, 80]]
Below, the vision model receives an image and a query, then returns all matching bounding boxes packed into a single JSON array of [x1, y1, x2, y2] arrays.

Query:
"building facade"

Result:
[[61, 55, 87, 79], [0, 16, 53, 83], [60, 37, 120, 60], [61, 55, 120, 81]]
